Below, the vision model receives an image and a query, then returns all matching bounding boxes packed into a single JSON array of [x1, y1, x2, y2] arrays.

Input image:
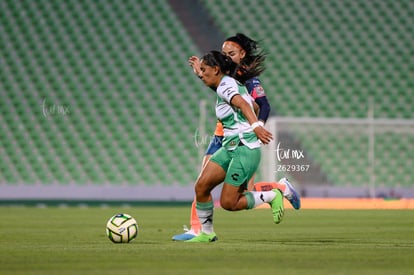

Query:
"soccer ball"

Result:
[[106, 213, 138, 243]]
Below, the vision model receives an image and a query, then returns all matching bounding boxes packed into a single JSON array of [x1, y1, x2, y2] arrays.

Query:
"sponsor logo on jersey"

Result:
[[255, 85, 265, 97]]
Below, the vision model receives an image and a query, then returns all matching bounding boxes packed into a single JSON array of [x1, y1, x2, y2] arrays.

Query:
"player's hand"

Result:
[[253, 126, 273, 144], [188, 56, 201, 75]]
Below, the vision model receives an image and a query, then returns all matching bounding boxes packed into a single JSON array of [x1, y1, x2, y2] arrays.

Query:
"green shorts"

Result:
[[210, 145, 261, 187]]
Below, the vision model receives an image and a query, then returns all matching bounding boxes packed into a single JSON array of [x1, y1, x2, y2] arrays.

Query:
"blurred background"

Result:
[[0, 0, 413, 202]]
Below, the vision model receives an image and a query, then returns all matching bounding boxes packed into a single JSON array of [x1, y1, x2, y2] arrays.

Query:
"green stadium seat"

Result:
[[0, 0, 412, 191]]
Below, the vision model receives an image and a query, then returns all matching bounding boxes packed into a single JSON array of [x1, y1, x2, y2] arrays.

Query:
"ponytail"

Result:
[[202, 50, 265, 84], [224, 33, 267, 81]]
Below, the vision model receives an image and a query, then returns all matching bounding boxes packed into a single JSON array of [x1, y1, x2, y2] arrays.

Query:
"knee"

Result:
[[194, 183, 204, 197], [220, 197, 237, 211], [194, 180, 210, 199]]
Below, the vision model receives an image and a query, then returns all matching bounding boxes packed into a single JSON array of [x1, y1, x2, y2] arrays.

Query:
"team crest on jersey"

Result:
[[229, 140, 237, 146]]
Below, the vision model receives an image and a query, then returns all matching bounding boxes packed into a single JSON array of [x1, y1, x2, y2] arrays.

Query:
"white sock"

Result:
[[196, 208, 214, 234], [250, 191, 277, 208]]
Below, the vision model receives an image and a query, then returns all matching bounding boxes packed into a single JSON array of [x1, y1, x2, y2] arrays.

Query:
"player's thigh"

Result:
[[247, 174, 256, 191], [195, 160, 226, 195], [224, 146, 261, 187], [220, 183, 245, 210]]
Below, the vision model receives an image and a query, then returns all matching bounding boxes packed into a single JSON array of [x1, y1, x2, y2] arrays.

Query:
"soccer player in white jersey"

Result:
[[173, 34, 301, 241], [185, 51, 284, 242]]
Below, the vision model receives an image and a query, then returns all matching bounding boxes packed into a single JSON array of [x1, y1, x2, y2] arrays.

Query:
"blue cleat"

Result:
[[172, 226, 198, 241], [279, 177, 301, 210]]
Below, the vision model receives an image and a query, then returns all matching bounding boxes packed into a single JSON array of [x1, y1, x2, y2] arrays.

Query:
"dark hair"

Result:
[[201, 50, 238, 77], [225, 33, 266, 81]]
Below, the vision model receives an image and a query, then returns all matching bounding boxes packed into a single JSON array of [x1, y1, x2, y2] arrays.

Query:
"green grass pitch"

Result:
[[0, 206, 413, 274]]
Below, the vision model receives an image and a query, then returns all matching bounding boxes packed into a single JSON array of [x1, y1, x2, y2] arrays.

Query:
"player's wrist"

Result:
[[251, 121, 262, 130]]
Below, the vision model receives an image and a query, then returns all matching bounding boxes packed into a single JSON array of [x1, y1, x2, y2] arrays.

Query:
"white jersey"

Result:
[[216, 76, 261, 150]]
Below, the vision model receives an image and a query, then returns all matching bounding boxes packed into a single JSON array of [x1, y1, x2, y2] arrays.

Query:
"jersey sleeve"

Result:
[[216, 78, 239, 104], [245, 77, 271, 122], [245, 77, 266, 100], [255, 96, 271, 122]]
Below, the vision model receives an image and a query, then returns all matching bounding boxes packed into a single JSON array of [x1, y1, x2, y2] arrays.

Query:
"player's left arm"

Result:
[[230, 95, 273, 144], [255, 96, 271, 123], [249, 80, 271, 123]]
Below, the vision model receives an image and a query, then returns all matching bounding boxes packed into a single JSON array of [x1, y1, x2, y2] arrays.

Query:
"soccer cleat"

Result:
[[269, 189, 284, 224], [279, 177, 301, 210], [184, 232, 218, 243], [172, 226, 199, 241]]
